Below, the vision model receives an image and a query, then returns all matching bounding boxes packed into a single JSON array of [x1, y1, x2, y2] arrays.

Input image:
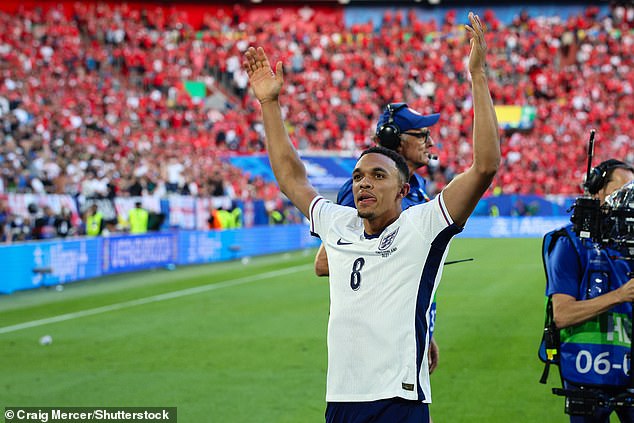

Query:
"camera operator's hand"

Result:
[[616, 278, 634, 303]]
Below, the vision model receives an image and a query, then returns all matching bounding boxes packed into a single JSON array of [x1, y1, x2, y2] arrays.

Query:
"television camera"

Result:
[[570, 130, 634, 260]]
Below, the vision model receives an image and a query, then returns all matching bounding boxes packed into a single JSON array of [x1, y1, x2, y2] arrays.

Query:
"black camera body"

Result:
[[570, 130, 634, 258], [565, 393, 600, 416], [570, 197, 602, 242], [554, 387, 634, 416], [570, 192, 634, 260]]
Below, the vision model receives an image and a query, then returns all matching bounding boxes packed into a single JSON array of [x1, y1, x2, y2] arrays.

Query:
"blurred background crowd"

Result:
[[0, 1, 632, 242]]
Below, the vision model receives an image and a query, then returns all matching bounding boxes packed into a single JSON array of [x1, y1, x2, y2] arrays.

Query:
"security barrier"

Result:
[[0, 225, 320, 294], [0, 217, 570, 294]]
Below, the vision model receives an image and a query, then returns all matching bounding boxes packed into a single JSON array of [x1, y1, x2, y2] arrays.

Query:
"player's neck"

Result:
[[362, 210, 400, 236]]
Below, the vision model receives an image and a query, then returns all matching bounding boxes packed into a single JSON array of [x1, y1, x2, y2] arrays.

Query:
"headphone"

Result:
[[377, 103, 408, 150], [584, 159, 634, 195]]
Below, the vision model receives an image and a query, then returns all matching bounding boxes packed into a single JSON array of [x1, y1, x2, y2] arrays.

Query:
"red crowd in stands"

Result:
[[0, 3, 281, 205], [0, 2, 632, 207]]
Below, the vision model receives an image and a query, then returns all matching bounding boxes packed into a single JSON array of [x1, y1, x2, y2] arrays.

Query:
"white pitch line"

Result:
[[0, 264, 311, 334]]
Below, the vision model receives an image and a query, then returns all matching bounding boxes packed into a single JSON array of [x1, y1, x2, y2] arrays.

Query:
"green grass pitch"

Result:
[[0, 238, 567, 422]]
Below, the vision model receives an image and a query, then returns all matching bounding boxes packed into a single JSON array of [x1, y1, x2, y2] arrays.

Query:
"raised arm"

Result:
[[442, 12, 500, 227], [243, 47, 318, 218]]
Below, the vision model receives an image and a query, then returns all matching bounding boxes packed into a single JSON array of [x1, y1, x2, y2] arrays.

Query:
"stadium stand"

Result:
[[0, 1, 632, 241]]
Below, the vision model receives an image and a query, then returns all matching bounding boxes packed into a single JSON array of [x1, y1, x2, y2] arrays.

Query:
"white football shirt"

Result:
[[309, 193, 461, 403]]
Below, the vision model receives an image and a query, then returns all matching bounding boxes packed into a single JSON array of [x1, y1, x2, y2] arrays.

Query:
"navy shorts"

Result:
[[326, 397, 429, 423]]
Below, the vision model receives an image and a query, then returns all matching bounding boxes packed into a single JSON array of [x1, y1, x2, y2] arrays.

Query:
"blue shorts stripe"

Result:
[[326, 398, 429, 423]]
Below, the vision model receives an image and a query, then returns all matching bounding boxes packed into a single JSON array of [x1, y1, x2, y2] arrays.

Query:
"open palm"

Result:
[[465, 12, 487, 75], [243, 46, 284, 104]]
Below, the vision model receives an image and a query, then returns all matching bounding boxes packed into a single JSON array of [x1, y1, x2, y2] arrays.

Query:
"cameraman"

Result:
[[548, 159, 634, 423]]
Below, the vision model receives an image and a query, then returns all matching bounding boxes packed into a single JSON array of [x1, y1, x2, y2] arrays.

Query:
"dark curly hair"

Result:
[[359, 146, 410, 184]]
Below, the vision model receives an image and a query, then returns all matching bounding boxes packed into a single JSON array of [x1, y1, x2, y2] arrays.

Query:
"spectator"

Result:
[[84, 204, 104, 236], [207, 207, 223, 230], [7, 214, 32, 242], [54, 207, 74, 238], [230, 203, 243, 228], [128, 201, 149, 234], [128, 177, 145, 197], [33, 205, 57, 240], [0, 199, 9, 241]]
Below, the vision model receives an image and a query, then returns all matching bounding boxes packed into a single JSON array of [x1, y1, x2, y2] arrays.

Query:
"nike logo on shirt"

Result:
[[337, 238, 353, 245]]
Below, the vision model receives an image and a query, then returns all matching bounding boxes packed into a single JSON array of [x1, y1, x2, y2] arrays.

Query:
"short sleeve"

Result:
[[546, 236, 582, 298], [403, 192, 459, 240], [309, 196, 333, 238]]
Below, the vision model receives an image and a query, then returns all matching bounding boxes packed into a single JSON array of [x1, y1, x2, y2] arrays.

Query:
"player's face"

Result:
[[398, 128, 434, 169], [352, 153, 405, 222], [598, 168, 634, 205]]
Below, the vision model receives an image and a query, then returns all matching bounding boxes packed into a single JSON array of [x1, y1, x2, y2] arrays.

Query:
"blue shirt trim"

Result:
[[415, 223, 462, 400]]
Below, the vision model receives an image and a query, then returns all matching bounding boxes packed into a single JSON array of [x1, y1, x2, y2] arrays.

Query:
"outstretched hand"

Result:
[[465, 12, 488, 75], [243, 46, 284, 104]]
